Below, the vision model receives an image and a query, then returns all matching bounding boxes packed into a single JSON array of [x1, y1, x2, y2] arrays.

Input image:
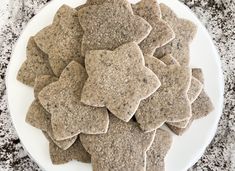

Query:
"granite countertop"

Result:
[[0, 0, 234, 170]]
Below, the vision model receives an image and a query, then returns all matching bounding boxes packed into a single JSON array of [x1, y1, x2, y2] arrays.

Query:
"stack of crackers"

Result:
[[17, 0, 214, 170]]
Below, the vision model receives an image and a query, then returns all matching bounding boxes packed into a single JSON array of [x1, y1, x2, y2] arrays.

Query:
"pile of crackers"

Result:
[[17, 0, 214, 170]]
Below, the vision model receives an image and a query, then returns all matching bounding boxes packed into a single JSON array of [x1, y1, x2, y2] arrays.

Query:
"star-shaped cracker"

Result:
[[80, 115, 156, 171], [135, 55, 191, 131], [160, 51, 201, 130], [160, 54, 203, 103], [77, 1, 152, 56], [167, 69, 214, 135], [154, 4, 197, 66], [38, 61, 109, 140], [160, 55, 202, 129], [132, 0, 175, 56], [17, 37, 54, 87], [44, 133, 91, 164], [34, 5, 84, 76], [81, 42, 160, 122], [26, 75, 77, 150], [146, 129, 172, 171]]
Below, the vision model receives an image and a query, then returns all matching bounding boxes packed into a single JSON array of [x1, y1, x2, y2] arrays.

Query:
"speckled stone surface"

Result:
[[0, 0, 234, 171]]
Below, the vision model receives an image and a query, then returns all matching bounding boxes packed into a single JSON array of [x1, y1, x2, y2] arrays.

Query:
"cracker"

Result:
[[46, 134, 91, 164], [34, 75, 58, 98], [191, 90, 214, 120], [187, 77, 203, 103], [26, 75, 77, 150], [86, 0, 129, 6], [76, 0, 133, 11], [17, 37, 53, 87], [26, 100, 51, 131], [80, 115, 156, 171], [160, 54, 180, 66], [146, 129, 173, 171], [192, 68, 204, 83], [34, 5, 84, 76], [167, 69, 214, 135], [160, 55, 202, 128], [167, 119, 190, 129], [135, 55, 191, 131], [132, 0, 175, 56], [33, 26, 55, 55], [154, 4, 197, 66], [26, 100, 77, 150], [160, 55, 203, 104], [77, 1, 152, 56], [81, 42, 160, 122], [85, 0, 115, 5], [38, 61, 109, 140]]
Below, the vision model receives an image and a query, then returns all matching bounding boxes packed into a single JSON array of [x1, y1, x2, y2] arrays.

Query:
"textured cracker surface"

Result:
[[167, 119, 190, 129], [34, 75, 58, 98], [135, 55, 191, 131], [26, 100, 77, 150], [160, 54, 203, 103], [160, 55, 203, 128], [146, 129, 173, 171], [77, 1, 152, 56], [38, 61, 109, 140], [159, 54, 180, 66], [80, 115, 156, 171], [34, 5, 84, 76], [132, 0, 175, 56], [154, 3, 197, 66], [76, 0, 133, 11], [26, 100, 50, 131], [168, 69, 214, 135], [81, 42, 160, 122], [86, 0, 115, 5], [17, 37, 53, 87], [26, 75, 76, 150], [48, 135, 91, 164], [187, 77, 203, 103]]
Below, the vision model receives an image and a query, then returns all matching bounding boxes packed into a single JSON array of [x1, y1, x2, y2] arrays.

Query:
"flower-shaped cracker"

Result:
[[135, 55, 191, 131], [154, 4, 197, 66], [77, 0, 152, 56], [38, 61, 109, 140], [132, 0, 175, 56], [17, 37, 53, 87], [81, 42, 160, 122], [34, 5, 84, 76], [80, 115, 156, 171], [146, 129, 172, 171]]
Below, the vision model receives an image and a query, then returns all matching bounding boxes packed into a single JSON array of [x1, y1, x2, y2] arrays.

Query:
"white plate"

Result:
[[6, 0, 224, 171]]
